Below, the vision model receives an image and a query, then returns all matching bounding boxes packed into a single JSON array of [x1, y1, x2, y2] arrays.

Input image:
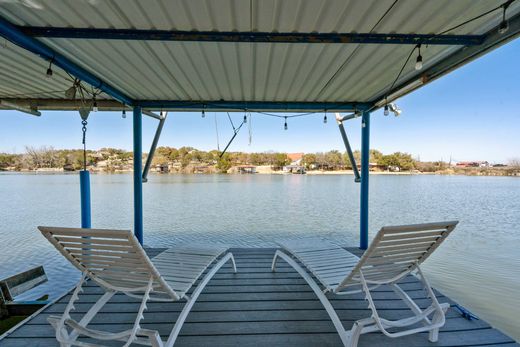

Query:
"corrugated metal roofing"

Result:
[[0, 0, 519, 109]]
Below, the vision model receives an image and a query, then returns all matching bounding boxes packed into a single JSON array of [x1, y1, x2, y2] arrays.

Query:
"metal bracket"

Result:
[[142, 112, 167, 183], [336, 113, 361, 182]]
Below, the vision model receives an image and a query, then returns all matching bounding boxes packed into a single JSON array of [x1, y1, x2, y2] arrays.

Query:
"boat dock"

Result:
[[1, 247, 516, 347]]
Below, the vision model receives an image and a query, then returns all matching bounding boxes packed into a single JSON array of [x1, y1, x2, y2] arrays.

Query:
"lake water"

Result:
[[0, 173, 519, 340]]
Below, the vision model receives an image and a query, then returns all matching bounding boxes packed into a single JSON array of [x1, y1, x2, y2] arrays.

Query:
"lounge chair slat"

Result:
[[377, 237, 441, 248], [381, 221, 458, 233], [39, 226, 130, 239], [72, 257, 147, 267], [370, 249, 427, 258], [364, 255, 420, 266], [55, 237, 133, 246], [68, 249, 141, 258], [381, 230, 444, 241], [60, 242, 134, 252]]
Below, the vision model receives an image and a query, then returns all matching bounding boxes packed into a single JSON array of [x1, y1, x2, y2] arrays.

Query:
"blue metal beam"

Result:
[[359, 111, 370, 250], [133, 106, 144, 245], [0, 16, 133, 106], [18, 26, 485, 46], [136, 100, 373, 112]]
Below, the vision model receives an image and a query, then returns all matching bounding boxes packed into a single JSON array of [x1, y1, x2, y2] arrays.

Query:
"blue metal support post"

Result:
[[133, 106, 144, 244], [360, 111, 370, 250], [79, 170, 91, 228]]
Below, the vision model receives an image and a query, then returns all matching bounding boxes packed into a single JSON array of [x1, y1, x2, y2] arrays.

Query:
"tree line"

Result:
[[1, 146, 519, 174], [0, 146, 417, 172]]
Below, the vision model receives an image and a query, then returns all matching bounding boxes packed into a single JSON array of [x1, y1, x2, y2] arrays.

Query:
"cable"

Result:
[[437, 0, 514, 36], [214, 112, 220, 151], [386, 46, 418, 99]]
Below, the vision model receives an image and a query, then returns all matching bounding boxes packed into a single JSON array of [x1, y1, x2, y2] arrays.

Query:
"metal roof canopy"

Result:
[[0, 0, 519, 113]]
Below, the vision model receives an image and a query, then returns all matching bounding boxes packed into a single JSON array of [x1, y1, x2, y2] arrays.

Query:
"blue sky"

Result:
[[1, 39, 519, 163]]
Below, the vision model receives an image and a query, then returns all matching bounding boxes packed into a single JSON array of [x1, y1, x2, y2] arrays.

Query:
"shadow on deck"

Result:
[[0, 248, 517, 347]]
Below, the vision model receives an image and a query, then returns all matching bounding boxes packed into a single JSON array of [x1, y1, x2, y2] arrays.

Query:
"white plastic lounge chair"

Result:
[[271, 221, 458, 347], [38, 226, 236, 347]]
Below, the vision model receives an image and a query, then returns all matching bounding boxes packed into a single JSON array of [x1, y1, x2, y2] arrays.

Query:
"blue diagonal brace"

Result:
[[0, 15, 133, 106]]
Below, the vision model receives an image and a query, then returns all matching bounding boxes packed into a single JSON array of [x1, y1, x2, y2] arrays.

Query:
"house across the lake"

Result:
[[456, 161, 490, 168], [236, 165, 257, 174]]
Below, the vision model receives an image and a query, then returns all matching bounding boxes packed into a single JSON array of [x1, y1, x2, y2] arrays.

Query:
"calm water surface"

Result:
[[0, 173, 519, 340]]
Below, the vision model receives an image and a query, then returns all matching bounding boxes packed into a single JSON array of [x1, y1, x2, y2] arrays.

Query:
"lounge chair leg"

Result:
[[429, 304, 449, 342], [124, 277, 154, 347], [229, 253, 237, 273], [165, 252, 236, 347], [414, 266, 449, 343], [271, 251, 280, 272], [345, 322, 362, 347]]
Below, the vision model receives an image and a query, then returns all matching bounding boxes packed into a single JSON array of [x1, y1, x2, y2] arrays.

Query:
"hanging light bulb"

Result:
[[384, 104, 389, 116], [92, 97, 98, 112], [415, 45, 423, 71], [122, 110, 126, 119], [323, 111, 328, 124], [202, 106, 205, 118], [244, 114, 247, 123], [284, 116, 288, 130], [499, 3, 510, 34], [46, 60, 53, 78]]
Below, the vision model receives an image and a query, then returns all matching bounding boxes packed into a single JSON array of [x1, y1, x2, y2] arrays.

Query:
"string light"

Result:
[[384, 104, 389, 116], [415, 44, 423, 71], [323, 111, 328, 124], [284, 116, 288, 130], [202, 105, 206, 118], [499, 2, 510, 34], [122, 109, 126, 118], [46, 59, 53, 78], [92, 97, 98, 112], [243, 113, 247, 123]]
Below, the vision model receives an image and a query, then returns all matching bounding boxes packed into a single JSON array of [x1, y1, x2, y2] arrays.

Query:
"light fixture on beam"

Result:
[[375, 77, 425, 108], [388, 103, 402, 117], [0, 100, 41, 116]]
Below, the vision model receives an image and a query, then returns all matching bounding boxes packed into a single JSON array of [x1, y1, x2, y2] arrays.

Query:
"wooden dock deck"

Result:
[[0, 247, 517, 347]]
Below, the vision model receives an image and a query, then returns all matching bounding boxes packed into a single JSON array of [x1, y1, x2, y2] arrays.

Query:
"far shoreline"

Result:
[[1, 169, 518, 178]]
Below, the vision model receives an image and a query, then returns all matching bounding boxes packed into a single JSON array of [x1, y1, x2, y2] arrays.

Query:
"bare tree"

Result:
[[508, 158, 520, 168], [24, 146, 61, 168]]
